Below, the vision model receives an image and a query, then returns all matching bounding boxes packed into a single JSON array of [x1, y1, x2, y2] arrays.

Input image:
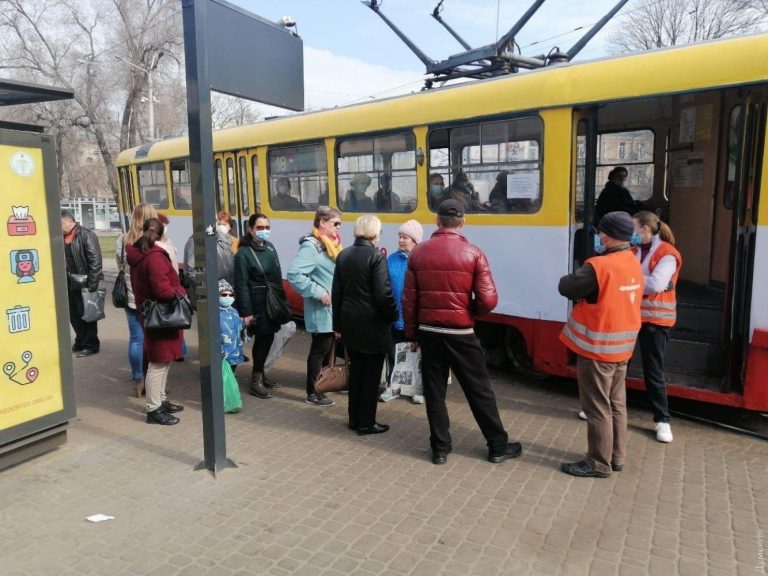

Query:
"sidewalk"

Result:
[[1, 299, 767, 576]]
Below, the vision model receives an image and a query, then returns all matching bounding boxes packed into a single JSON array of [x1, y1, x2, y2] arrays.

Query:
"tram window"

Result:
[[725, 105, 742, 209], [239, 156, 250, 216], [428, 117, 543, 214], [268, 143, 327, 211], [118, 168, 135, 213], [137, 162, 169, 209], [336, 132, 417, 213], [251, 155, 261, 213], [596, 129, 654, 201], [214, 159, 224, 211], [169, 159, 192, 210], [226, 158, 237, 216]]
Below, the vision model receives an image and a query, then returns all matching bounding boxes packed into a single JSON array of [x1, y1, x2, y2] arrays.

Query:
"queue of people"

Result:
[[100, 170, 680, 474]]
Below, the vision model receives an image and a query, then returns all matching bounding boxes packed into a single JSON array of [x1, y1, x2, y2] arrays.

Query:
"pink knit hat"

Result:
[[398, 219, 423, 244]]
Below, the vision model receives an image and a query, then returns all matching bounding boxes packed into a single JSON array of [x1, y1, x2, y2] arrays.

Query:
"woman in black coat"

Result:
[[332, 215, 398, 435], [234, 213, 285, 399]]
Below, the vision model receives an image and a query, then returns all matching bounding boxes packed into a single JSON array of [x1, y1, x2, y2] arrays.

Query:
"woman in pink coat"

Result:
[[126, 218, 186, 425]]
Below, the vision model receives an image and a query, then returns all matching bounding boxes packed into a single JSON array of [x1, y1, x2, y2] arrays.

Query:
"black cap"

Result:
[[437, 199, 465, 217], [598, 211, 634, 242]]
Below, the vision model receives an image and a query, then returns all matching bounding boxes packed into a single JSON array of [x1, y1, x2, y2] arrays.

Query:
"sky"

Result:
[[228, 0, 627, 113]]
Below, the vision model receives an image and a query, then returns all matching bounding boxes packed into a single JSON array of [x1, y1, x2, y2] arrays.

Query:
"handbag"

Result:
[[315, 339, 349, 393], [68, 273, 88, 291], [140, 289, 194, 331], [112, 240, 128, 308], [248, 247, 292, 325], [81, 288, 106, 322]]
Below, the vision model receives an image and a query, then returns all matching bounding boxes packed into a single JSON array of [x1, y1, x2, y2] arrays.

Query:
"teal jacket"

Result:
[[287, 235, 336, 333]]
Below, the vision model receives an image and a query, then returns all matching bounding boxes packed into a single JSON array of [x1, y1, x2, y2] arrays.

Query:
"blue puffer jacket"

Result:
[[387, 250, 409, 330], [287, 235, 336, 333]]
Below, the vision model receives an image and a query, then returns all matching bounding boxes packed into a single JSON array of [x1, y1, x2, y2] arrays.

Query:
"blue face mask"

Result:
[[593, 234, 607, 254], [255, 230, 270, 242], [456, 180, 470, 192], [429, 184, 444, 197], [219, 296, 235, 308], [629, 232, 641, 246]]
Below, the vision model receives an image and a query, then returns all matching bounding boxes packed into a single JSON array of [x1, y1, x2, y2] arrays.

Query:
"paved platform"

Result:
[[1, 298, 767, 576]]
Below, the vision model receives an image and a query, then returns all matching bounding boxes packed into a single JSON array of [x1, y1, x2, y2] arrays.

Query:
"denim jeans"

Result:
[[125, 308, 144, 380], [638, 323, 671, 423]]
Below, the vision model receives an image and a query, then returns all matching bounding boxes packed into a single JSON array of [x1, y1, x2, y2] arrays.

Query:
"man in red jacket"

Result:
[[403, 200, 522, 465]]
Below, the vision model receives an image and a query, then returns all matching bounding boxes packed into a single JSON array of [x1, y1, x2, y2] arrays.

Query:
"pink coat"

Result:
[[126, 244, 185, 364]]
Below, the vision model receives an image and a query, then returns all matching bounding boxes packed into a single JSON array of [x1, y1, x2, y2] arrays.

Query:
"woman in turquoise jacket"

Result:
[[287, 206, 343, 407]]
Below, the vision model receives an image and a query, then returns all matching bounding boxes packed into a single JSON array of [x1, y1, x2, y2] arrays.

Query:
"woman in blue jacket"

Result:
[[287, 206, 343, 407]]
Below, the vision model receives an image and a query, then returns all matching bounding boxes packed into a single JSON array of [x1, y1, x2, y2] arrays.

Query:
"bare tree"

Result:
[[609, 0, 765, 53], [211, 93, 263, 130]]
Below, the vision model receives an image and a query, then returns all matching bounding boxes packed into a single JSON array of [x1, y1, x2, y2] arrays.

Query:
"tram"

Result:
[[116, 34, 768, 411]]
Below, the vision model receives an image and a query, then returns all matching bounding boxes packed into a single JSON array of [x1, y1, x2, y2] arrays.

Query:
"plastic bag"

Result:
[[264, 321, 296, 372], [81, 288, 106, 323], [390, 342, 422, 398], [222, 360, 242, 414]]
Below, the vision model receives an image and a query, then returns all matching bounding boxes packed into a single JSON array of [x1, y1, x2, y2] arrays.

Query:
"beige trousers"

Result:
[[577, 355, 629, 474], [145, 362, 171, 412]]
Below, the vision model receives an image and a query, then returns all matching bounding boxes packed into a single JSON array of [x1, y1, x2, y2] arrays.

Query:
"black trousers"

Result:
[[419, 330, 508, 454], [638, 323, 671, 423], [306, 332, 334, 395], [251, 332, 275, 373], [386, 327, 406, 383], [68, 289, 100, 352], [348, 351, 385, 429]]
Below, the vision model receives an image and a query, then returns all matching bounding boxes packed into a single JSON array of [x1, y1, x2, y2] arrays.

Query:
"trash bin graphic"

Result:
[[6, 305, 30, 333]]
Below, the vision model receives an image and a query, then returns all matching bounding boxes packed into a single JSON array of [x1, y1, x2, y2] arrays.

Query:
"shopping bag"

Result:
[[264, 321, 296, 372], [222, 360, 242, 414], [81, 288, 106, 322], [390, 342, 422, 398]]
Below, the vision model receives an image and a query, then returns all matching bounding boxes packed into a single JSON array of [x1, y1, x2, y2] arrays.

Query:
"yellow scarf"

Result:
[[312, 227, 343, 261]]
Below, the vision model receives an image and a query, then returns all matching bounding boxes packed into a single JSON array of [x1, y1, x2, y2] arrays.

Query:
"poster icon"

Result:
[[3, 350, 38, 385], [7, 206, 36, 236], [6, 305, 30, 333], [10, 151, 35, 177], [10, 249, 39, 283]]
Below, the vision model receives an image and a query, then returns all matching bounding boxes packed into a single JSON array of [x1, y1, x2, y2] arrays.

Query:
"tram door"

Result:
[[571, 107, 599, 269]]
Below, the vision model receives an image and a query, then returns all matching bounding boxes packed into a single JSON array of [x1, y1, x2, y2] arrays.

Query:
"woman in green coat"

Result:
[[234, 213, 284, 399]]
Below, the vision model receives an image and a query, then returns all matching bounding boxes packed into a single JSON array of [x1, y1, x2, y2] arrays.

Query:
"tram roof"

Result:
[[117, 32, 768, 166]]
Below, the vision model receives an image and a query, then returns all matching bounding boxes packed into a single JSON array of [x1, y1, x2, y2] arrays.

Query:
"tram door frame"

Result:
[[571, 106, 600, 269], [724, 90, 766, 390]]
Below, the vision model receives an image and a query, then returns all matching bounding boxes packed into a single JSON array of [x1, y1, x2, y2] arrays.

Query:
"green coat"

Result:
[[234, 235, 283, 335]]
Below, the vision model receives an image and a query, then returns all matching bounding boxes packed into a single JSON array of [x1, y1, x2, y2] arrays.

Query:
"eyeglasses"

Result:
[[255, 225, 271, 230], [220, 292, 234, 297]]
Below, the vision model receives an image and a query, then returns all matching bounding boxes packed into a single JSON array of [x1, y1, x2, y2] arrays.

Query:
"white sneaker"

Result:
[[577, 410, 587, 421], [411, 394, 424, 405], [655, 422, 673, 443]]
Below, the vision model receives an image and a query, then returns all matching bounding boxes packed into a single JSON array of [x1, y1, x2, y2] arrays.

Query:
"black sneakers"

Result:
[[488, 442, 523, 463], [146, 408, 179, 425], [161, 400, 184, 413]]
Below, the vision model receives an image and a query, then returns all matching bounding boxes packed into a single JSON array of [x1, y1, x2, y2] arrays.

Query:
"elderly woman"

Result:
[[234, 213, 285, 399], [126, 218, 186, 425], [287, 206, 343, 407], [333, 215, 398, 435]]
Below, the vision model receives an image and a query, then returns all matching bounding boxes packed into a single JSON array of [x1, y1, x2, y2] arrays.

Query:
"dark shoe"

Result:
[[72, 344, 84, 352], [174, 357, 185, 362], [146, 408, 179, 425], [357, 423, 389, 436], [611, 462, 623, 472], [161, 400, 184, 414], [76, 349, 98, 358], [249, 372, 273, 399], [432, 453, 448, 465], [488, 442, 523, 463], [263, 375, 281, 389], [305, 393, 334, 407], [561, 460, 610, 478]]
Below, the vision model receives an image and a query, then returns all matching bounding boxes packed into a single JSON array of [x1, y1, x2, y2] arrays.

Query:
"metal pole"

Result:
[[181, 0, 235, 476], [147, 67, 155, 140]]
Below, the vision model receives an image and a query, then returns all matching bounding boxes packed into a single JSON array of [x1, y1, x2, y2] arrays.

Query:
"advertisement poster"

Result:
[[0, 144, 65, 431]]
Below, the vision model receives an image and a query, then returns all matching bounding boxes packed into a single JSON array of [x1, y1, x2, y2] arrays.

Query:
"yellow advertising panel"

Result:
[[0, 144, 65, 430]]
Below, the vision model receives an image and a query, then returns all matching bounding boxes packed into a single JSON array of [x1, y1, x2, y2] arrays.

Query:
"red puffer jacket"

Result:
[[402, 227, 498, 340]]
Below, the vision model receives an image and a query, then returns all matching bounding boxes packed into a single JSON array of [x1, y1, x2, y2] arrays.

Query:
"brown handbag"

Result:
[[314, 340, 349, 393]]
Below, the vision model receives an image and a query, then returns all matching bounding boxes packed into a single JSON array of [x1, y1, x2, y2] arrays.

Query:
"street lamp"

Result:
[[115, 53, 159, 140]]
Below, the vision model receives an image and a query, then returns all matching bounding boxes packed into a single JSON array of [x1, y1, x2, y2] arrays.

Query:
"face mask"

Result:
[[429, 185, 444, 197], [593, 234, 607, 254], [219, 296, 235, 307], [456, 181, 470, 192], [255, 229, 271, 242], [630, 232, 641, 246]]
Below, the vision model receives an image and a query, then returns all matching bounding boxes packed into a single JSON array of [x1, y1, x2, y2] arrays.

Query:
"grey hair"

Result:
[[313, 206, 342, 228], [353, 214, 381, 241]]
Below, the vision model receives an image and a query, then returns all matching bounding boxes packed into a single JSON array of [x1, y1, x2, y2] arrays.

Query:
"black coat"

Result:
[[595, 180, 643, 222], [332, 238, 398, 355], [67, 224, 103, 290], [234, 234, 283, 335]]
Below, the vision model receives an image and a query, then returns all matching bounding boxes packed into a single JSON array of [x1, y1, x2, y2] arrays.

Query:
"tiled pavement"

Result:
[[1, 304, 767, 576]]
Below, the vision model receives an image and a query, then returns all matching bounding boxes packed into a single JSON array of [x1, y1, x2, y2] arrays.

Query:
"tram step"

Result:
[[672, 304, 723, 343], [631, 338, 723, 375]]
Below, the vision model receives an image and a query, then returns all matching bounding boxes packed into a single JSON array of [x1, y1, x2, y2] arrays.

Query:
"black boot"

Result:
[[263, 374, 281, 389], [161, 400, 184, 413], [249, 372, 272, 399], [146, 408, 179, 425]]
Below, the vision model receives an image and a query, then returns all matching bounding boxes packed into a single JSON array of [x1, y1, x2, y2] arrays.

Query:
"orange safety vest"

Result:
[[560, 250, 643, 363], [639, 242, 681, 327]]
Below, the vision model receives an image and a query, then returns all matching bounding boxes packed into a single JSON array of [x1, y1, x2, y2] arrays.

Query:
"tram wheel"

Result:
[[504, 327, 547, 380]]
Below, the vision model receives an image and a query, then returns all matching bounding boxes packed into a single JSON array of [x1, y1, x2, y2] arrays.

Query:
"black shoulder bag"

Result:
[[248, 247, 292, 325], [141, 289, 194, 331], [112, 238, 128, 308]]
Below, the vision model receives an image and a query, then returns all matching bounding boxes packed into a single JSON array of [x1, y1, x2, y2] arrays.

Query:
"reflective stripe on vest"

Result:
[[641, 242, 682, 327], [562, 320, 637, 356]]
